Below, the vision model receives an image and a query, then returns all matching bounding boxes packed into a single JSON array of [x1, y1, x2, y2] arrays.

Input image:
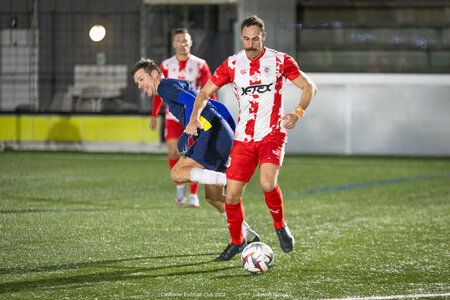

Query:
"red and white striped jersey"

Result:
[[211, 47, 301, 142], [152, 54, 214, 121]]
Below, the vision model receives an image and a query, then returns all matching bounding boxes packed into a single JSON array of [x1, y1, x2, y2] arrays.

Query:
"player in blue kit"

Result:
[[131, 58, 260, 244]]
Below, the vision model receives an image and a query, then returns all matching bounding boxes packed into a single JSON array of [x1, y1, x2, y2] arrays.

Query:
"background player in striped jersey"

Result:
[[186, 15, 317, 261], [150, 28, 216, 208]]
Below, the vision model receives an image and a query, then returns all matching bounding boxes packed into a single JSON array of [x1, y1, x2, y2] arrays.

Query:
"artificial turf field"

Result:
[[0, 151, 449, 299]]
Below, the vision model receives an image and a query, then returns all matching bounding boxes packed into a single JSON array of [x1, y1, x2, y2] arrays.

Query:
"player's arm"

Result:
[[185, 79, 220, 136], [283, 71, 317, 129], [200, 62, 217, 100], [150, 96, 163, 130]]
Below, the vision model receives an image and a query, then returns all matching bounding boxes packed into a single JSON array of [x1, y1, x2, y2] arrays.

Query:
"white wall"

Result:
[[217, 73, 450, 156], [1, 29, 37, 111]]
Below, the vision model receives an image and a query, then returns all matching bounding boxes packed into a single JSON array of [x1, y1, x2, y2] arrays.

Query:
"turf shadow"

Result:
[[0, 259, 239, 294], [0, 253, 218, 275]]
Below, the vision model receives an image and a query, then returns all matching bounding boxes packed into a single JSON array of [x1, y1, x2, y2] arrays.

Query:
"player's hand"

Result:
[[185, 119, 203, 136], [282, 113, 300, 130], [177, 132, 192, 154], [149, 116, 157, 131]]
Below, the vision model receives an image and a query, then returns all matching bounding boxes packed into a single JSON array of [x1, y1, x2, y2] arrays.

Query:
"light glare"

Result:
[[89, 25, 106, 42]]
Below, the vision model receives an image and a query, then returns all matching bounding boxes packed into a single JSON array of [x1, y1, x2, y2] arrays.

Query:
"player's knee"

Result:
[[260, 180, 276, 192], [225, 193, 240, 205], [170, 168, 183, 184]]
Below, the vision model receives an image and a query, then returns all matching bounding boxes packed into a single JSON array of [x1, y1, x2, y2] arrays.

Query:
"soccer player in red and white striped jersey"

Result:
[[150, 28, 215, 208], [186, 16, 317, 260]]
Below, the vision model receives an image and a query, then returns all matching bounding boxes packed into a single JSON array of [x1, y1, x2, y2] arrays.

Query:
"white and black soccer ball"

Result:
[[241, 242, 274, 274]]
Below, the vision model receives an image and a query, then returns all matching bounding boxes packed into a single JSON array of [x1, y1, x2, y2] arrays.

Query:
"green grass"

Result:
[[0, 151, 449, 299]]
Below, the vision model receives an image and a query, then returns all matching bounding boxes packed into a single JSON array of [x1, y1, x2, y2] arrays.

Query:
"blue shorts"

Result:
[[184, 116, 233, 173]]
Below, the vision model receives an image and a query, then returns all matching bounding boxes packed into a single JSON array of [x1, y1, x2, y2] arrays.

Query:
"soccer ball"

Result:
[[241, 242, 274, 274]]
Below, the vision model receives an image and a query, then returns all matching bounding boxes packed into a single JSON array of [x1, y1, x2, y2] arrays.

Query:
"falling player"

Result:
[[132, 58, 260, 244], [150, 28, 216, 208], [186, 15, 317, 260]]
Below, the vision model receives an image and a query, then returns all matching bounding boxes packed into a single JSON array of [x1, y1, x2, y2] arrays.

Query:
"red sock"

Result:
[[168, 158, 179, 169], [225, 202, 245, 245], [264, 185, 285, 229], [190, 183, 199, 195]]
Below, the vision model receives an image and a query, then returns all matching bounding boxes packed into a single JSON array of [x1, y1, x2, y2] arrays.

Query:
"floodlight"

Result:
[[89, 25, 106, 42]]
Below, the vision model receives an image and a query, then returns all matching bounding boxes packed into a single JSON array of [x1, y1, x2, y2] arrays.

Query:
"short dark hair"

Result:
[[241, 15, 265, 33], [172, 27, 189, 36], [131, 58, 162, 77]]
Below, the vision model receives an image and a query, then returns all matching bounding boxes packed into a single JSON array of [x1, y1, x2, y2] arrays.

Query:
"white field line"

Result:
[[321, 292, 450, 300], [286, 158, 450, 168]]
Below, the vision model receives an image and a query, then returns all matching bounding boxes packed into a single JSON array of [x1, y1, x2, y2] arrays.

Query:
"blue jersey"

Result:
[[156, 78, 235, 172], [157, 78, 236, 132]]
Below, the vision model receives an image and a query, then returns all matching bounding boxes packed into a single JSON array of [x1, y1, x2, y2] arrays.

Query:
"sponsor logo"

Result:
[[269, 208, 280, 214], [240, 69, 247, 75], [241, 83, 273, 96]]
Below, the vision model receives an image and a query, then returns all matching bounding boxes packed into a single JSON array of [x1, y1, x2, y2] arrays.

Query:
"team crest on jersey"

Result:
[[263, 66, 272, 77]]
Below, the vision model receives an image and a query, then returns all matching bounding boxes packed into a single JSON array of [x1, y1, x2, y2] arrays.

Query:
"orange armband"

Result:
[[295, 106, 304, 117]]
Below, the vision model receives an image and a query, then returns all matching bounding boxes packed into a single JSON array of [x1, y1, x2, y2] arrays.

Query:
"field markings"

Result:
[[301, 172, 450, 195], [287, 157, 450, 167], [322, 292, 450, 300]]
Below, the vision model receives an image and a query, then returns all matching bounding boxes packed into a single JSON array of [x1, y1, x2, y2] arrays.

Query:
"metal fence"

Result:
[[0, 0, 449, 113]]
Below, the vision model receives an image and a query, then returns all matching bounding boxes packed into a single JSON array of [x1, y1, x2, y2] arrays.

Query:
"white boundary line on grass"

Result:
[[322, 292, 450, 300]]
